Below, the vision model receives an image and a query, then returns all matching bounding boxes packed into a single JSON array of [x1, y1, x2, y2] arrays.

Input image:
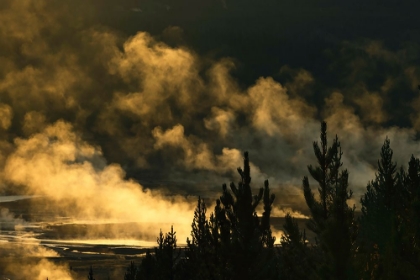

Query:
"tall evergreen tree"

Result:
[[261, 180, 276, 248], [303, 121, 356, 279], [358, 137, 407, 279], [210, 198, 232, 280], [137, 250, 156, 280], [219, 152, 260, 263], [128, 227, 180, 280], [403, 155, 420, 267], [190, 196, 210, 251], [181, 197, 216, 280], [217, 151, 277, 280], [397, 155, 420, 278], [151, 226, 179, 280], [359, 141, 420, 279], [131, 152, 279, 280]]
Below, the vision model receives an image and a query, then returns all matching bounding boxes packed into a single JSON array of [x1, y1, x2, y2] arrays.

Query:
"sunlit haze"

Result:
[[0, 0, 419, 278]]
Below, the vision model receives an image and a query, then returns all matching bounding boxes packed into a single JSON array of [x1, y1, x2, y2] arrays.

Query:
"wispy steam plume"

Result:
[[0, 0, 419, 253]]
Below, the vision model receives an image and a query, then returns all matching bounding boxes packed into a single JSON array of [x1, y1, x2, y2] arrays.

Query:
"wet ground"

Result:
[[0, 196, 159, 279], [0, 196, 311, 279]]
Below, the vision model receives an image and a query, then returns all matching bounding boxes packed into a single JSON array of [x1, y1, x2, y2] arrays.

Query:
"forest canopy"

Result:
[[112, 121, 420, 280]]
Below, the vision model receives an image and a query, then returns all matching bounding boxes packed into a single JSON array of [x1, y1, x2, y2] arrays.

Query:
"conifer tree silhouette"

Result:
[[130, 226, 180, 280], [359, 138, 398, 278], [124, 261, 140, 280], [404, 155, 420, 254], [190, 196, 210, 251], [398, 155, 420, 278], [360, 139, 396, 238], [279, 213, 315, 280], [358, 138, 420, 278], [155, 226, 178, 280], [182, 197, 217, 280], [164, 151, 277, 279], [261, 180, 276, 247], [217, 151, 276, 280], [137, 249, 156, 280], [303, 122, 356, 279]]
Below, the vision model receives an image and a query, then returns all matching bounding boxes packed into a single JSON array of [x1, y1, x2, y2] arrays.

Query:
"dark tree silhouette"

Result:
[[398, 155, 420, 278], [154, 226, 179, 280], [404, 156, 420, 260], [190, 196, 210, 251], [131, 226, 180, 280], [279, 213, 317, 280], [88, 266, 95, 280], [177, 152, 278, 280], [180, 197, 216, 280], [359, 138, 400, 279], [118, 124, 420, 280], [260, 180, 276, 248], [124, 261, 139, 280], [137, 249, 156, 280], [217, 151, 277, 280], [359, 139, 420, 279], [303, 121, 356, 279]]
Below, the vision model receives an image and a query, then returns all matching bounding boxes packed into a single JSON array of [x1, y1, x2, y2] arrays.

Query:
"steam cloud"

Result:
[[0, 0, 419, 276], [0, 241, 73, 280]]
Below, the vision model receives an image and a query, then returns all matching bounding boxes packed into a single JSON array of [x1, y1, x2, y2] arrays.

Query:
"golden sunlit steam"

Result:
[[0, 0, 419, 277]]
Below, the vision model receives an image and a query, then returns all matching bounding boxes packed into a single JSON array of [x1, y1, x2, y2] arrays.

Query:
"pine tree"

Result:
[[190, 196, 210, 251], [261, 180, 276, 248], [129, 227, 180, 280], [303, 122, 337, 234], [303, 121, 356, 279], [279, 213, 315, 280], [282, 213, 306, 247], [210, 198, 231, 279], [137, 250, 155, 280], [153, 226, 179, 280], [358, 137, 405, 279], [217, 151, 276, 280], [124, 261, 139, 280], [181, 197, 216, 280], [398, 155, 420, 278], [404, 156, 420, 265], [142, 152, 277, 279]]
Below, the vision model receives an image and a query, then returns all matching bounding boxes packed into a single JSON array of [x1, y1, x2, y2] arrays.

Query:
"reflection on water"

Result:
[[0, 196, 167, 254], [0, 195, 38, 203], [0, 196, 310, 279], [0, 195, 173, 278]]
